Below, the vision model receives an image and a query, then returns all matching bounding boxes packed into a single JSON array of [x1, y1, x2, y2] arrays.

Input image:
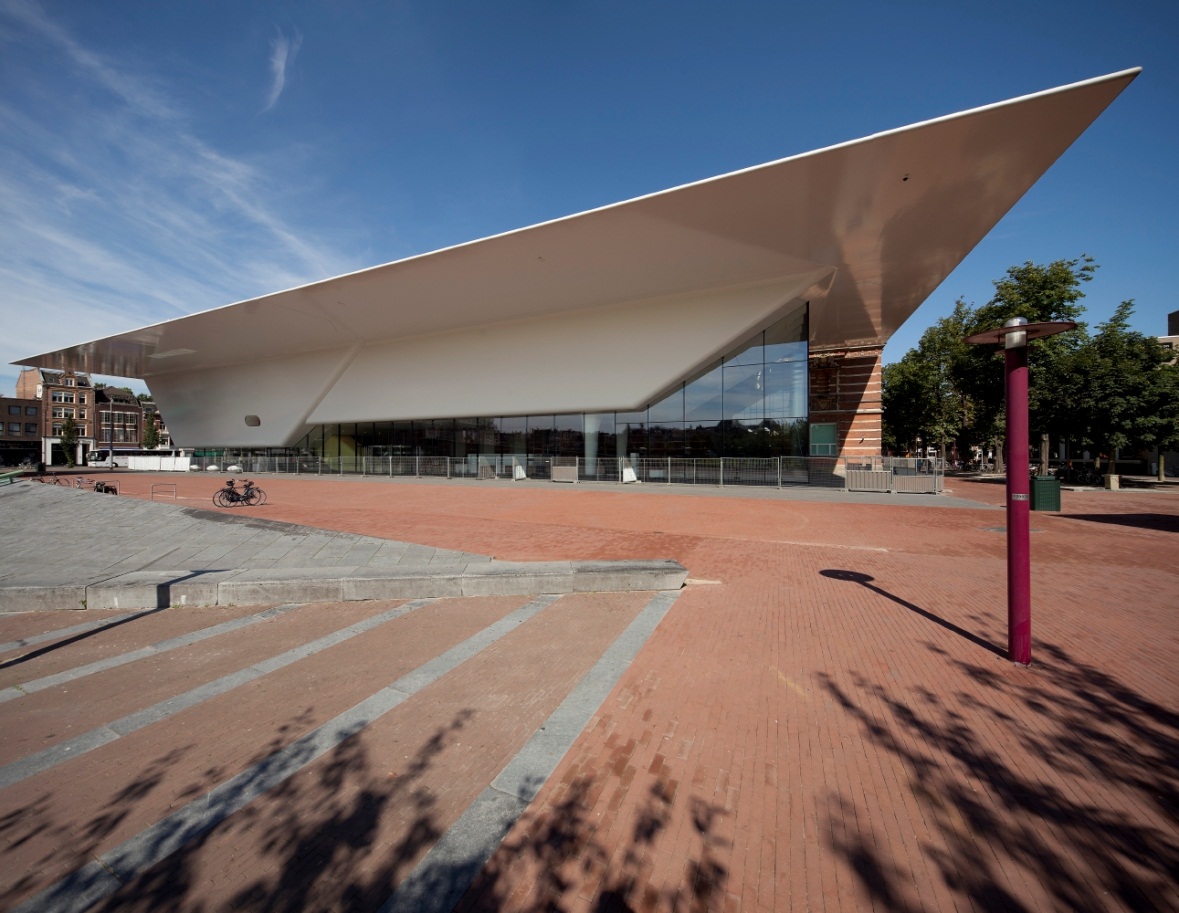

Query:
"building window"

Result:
[[7, 423, 20, 434], [6, 405, 18, 415], [24, 423, 37, 434], [51, 423, 63, 435], [78, 409, 87, 419], [809, 423, 837, 456], [52, 407, 75, 419], [65, 377, 75, 387], [25, 406, 37, 416], [51, 391, 76, 404]]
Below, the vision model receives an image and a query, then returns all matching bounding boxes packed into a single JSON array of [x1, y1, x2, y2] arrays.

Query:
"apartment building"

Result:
[[0, 396, 41, 466], [16, 368, 95, 465], [12, 368, 168, 465], [96, 386, 143, 449]]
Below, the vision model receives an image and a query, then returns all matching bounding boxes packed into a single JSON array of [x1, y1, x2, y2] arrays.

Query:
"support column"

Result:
[[807, 345, 884, 458]]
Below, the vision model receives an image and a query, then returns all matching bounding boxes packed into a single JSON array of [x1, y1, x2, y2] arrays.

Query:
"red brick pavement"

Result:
[[0, 602, 280, 692], [0, 601, 408, 766], [5, 473, 1177, 912]]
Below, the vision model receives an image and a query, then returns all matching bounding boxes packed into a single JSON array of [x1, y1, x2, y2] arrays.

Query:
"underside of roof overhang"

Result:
[[16, 69, 1139, 447]]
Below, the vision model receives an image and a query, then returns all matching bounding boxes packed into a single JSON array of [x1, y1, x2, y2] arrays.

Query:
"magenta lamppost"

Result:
[[965, 317, 1076, 665]]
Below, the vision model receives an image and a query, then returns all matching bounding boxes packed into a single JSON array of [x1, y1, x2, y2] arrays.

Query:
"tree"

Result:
[[882, 301, 973, 458], [59, 417, 80, 467], [955, 256, 1094, 468], [1069, 300, 1179, 479], [142, 413, 160, 450]]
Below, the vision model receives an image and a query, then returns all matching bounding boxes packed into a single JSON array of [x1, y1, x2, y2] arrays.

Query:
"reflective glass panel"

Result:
[[647, 386, 683, 423], [684, 363, 723, 421], [646, 423, 686, 459], [763, 358, 807, 418], [722, 363, 765, 421], [552, 414, 583, 455], [724, 333, 763, 367]]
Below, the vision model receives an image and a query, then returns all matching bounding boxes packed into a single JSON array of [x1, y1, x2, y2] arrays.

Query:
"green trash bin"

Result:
[[1031, 475, 1061, 511]]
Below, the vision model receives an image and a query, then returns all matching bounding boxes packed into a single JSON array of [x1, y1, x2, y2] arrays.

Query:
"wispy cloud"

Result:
[[0, 3, 355, 394], [263, 28, 302, 111]]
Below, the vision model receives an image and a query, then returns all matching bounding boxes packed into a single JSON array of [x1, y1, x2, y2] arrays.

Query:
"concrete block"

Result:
[[572, 559, 688, 592], [217, 570, 347, 605], [0, 584, 88, 613], [341, 568, 464, 600], [85, 571, 229, 609], [461, 561, 575, 596]]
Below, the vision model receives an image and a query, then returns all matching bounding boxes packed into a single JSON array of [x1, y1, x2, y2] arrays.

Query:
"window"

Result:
[[24, 423, 37, 434], [0, 426, 4, 436], [6, 405, 18, 415], [51, 423, 63, 435], [51, 391, 75, 404], [25, 406, 37, 416], [809, 423, 837, 456], [52, 407, 75, 419], [78, 409, 87, 419], [65, 377, 75, 387], [7, 423, 20, 434]]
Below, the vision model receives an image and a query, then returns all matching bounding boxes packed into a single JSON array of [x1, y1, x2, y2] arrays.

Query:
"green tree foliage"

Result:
[[59, 417, 80, 467], [142, 414, 160, 450], [1069, 300, 1179, 475], [959, 256, 1093, 447], [885, 256, 1177, 474], [882, 301, 973, 455]]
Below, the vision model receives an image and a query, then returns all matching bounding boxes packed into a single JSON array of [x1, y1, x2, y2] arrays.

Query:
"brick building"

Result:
[[95, 386, 143, 449], [0, 396, 42, 466], [16, 368, 95, 465], [12, 368, 167, 465]]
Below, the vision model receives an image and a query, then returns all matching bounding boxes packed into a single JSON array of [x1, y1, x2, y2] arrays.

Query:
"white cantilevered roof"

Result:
[[17, 69, 1138, 446]]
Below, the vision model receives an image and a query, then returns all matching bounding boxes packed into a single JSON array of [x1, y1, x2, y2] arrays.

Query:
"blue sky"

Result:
[[1, 0, 1175, 397]]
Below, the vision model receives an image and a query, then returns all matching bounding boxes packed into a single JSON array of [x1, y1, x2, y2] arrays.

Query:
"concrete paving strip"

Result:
[[0, 602, 306, 703], [376, 589, 682, 913], [0, 599, 435, 790], [12, 593, 562, 913]]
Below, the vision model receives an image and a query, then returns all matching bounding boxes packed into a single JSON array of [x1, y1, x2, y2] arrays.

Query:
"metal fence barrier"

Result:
[[180, 450, 943, 493]]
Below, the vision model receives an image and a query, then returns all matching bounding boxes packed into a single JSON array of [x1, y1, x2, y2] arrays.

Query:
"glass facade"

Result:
[[290, 308, 810, 465]]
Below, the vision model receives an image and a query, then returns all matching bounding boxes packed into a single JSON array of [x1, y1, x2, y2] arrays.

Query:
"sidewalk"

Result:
[[1, 473, 1175, 912]]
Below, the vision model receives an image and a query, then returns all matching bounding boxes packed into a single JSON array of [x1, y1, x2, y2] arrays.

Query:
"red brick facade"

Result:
[[807, 345, 883, 459]]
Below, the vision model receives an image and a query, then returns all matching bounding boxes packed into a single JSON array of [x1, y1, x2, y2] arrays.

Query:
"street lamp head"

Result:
[[1004, 317, 1029, 349], [963, 320, 1077, 348]]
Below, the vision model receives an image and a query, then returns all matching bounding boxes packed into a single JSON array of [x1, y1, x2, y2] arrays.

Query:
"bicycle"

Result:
[[1058, 464, 1101, 486], [213, 478, 266, 507]]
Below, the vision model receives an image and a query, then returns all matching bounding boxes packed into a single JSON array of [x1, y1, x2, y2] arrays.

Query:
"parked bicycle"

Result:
[[1055, 464, 1102, 486], [213, 478, 267, 507]]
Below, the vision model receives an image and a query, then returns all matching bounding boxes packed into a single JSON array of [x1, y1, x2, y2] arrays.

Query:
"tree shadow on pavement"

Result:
[[817, 637, 1179, 912], [85, 710, 475, 913], [3, 702, 730, 913], [456, 775, 731, 913]]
